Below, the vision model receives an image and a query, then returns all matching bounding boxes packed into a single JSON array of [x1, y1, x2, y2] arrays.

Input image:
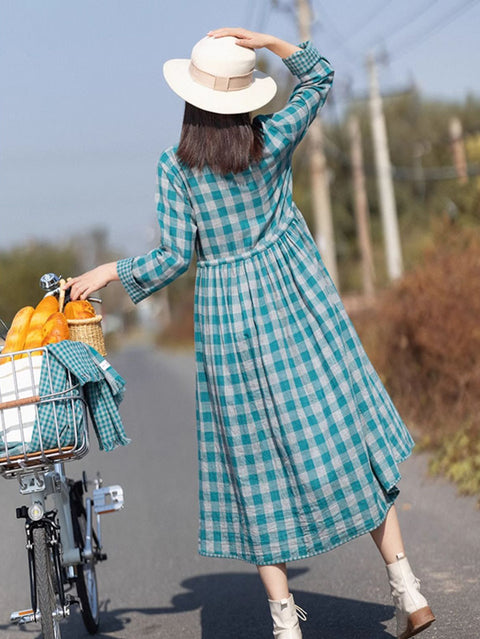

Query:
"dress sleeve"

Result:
[[116, 153, 197, 304], [260, 41, 334, 151]]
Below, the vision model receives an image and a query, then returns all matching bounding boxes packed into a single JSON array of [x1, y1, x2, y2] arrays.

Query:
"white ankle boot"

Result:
[[268, 593, 307, 638], [385, 552, 435, 639]]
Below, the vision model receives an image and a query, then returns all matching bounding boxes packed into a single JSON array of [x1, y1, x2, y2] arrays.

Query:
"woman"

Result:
[[64, 28, 435, 639]]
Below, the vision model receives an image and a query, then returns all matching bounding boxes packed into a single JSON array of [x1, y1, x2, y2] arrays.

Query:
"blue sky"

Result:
[[1, 0, 479, 256]]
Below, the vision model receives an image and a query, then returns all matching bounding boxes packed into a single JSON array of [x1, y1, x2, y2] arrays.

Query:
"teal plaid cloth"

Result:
[[117, 42, 415, 565], [30, 342, 130, 453]]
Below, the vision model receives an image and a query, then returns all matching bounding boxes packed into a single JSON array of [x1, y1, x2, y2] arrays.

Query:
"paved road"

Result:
[[0, 344, 478, 639]]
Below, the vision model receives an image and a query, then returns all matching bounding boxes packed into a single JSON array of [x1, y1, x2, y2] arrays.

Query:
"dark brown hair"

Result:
[[176, 102, 264, 175]]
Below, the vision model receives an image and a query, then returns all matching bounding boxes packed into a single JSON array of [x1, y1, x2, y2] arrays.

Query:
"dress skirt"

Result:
[[193, 211, 415, 566]]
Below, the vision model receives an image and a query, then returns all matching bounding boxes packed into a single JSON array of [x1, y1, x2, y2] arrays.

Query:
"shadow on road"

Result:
[[16, 568, 395, 639]]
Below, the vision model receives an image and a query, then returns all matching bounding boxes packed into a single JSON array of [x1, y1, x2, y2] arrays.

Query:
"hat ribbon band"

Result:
[[189, 62, 253, 92]]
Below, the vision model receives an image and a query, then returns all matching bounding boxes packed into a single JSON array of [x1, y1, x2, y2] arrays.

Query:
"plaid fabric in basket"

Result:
[[28, 342, 130, 453]]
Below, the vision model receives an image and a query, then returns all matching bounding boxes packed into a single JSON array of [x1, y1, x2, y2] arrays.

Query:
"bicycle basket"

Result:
[[67, 316, 106, 357], [0, 347, 89, 477], [58, 282, 107, 356]]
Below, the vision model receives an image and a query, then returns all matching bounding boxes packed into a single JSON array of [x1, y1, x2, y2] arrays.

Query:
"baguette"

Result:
[[41, 312, 70, 346], [29, 296, 59, 332], [1, 306, 35, 361]]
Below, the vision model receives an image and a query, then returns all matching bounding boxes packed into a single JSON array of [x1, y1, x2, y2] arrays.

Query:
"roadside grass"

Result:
[[350, 220, 480, 505]]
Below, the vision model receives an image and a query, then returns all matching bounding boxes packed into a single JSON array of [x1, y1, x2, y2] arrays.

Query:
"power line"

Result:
[[271, 1, 296, 21], [314, 1, 356, 59], [366, 0, 440, 52], [342, 0, 394, 44], [321, 0, 437, 66], [389, 0, 480, 60], [322, 134, 480, 182], [245, 0, 275, 32], [394, 163, 480, 181], [272, 0, 360, 73], [244, 0, 256, 29], [313, 1, 361, 73], [257, 0, 274, 33], [321, 130, 480, 183]]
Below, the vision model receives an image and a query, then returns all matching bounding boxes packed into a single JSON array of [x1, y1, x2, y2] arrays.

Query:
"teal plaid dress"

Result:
[[117, 42, 415, 566]]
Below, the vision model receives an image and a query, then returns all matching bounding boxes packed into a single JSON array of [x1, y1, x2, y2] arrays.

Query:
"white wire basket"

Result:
[[0, 347, 89, 478]]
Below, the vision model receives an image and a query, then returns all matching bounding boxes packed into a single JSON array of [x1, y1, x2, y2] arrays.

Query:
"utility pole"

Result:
[[367, 53, 403, 281], [412, 142, 427, 201], [296, 0, 339, 289], [348, 116, 376, 298], [449, 117, 468, 184]]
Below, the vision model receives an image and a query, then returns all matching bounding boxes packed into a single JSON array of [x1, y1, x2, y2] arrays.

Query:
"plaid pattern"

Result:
[[30, 342, 130, 453], [118, 42, 415, 565]]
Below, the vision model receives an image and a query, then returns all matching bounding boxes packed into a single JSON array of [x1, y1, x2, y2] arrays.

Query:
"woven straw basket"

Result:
[[59, 281, 107, 357]]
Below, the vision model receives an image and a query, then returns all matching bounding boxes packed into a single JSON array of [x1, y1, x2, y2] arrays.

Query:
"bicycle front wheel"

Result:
[[76, 554, 99, 633], [33, 527, 61, 639], [71, 496, 100, 634]]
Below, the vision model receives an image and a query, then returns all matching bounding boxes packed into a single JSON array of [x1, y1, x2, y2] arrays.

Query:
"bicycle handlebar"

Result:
[[0, 274, 102, 338]]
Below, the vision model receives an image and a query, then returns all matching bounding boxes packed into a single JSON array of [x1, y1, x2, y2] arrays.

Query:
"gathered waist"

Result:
[[196, 216, 298, 268]]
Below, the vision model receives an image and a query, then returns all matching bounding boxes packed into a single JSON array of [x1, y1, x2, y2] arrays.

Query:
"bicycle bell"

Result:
[[40, 272, 62, 293]]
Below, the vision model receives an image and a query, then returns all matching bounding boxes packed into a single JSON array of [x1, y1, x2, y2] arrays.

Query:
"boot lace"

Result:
[[295, 604, 308, 622]]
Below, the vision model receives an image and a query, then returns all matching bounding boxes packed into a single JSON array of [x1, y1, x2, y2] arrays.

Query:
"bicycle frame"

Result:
[[10, 459, 124, 627]]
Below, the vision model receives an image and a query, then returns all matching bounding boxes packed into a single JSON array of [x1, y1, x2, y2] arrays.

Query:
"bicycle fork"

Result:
[[10, 468, 74, 625]]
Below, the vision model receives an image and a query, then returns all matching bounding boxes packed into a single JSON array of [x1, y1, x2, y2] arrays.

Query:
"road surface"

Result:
[[0, 344, 478, 638]]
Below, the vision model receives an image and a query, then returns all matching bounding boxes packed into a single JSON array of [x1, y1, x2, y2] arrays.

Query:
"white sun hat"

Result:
[[163, 35, 277, 115]]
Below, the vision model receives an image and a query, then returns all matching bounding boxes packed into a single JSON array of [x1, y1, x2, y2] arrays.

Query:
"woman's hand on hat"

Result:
[[207, 28, 300, 58], [207, 28, 274, 50]]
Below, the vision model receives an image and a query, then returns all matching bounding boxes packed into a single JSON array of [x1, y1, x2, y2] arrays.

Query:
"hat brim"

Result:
[[163, 59, 277, 115]]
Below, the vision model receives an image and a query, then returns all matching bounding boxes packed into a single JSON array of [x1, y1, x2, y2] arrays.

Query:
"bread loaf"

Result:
[[23, 328, 44, 351], [1, 306, 35, 361], [29, 296, 59, 332], [64, 300, 96, 320], [41, 312, 70, 346]]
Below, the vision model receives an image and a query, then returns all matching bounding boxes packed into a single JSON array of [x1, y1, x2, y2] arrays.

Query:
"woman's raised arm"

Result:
[[207, 27, 301, 59]]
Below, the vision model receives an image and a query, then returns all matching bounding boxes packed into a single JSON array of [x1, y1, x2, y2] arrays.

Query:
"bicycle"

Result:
[[0, 273, 125, 638]]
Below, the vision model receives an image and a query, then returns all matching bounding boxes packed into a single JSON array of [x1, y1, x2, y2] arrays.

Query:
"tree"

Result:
[[0, 242, 80, 324]]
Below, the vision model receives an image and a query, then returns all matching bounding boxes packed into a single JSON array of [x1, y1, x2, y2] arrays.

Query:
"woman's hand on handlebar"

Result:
[[62, 262, 119, 301]]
